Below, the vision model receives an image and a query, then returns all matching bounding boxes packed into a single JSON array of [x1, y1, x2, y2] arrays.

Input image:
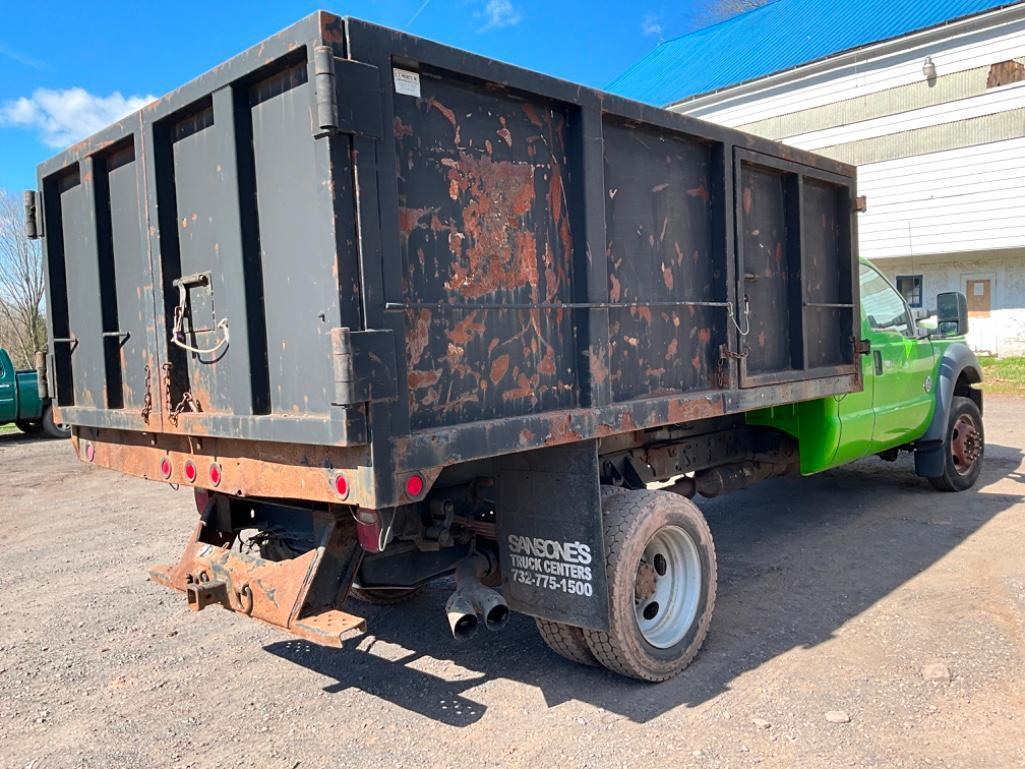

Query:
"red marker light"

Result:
[[209, 463, 222, 487], [160, 457, 172, 479], [84, 442, 95, 462], [405, 473, 425, 498], [183, 461, 197, 483], [334, 474, 349, 499]]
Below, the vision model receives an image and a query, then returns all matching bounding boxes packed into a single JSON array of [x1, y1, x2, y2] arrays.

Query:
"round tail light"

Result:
[[159, 457, 172, 479], [405, 473, 425, 499], [183, 461, 197, 483], [84, 442, 95, 462], [209, 463, 222, 487], [334, 474, 349, 499]]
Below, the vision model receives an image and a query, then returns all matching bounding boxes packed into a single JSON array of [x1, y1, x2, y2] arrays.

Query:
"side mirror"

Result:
[[936, 291, 968, 337]]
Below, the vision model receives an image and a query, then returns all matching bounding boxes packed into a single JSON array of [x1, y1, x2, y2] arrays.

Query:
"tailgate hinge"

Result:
[[313, 48, 381, 139], [331, 328, 397, 406], [23, 190, 40, 240]]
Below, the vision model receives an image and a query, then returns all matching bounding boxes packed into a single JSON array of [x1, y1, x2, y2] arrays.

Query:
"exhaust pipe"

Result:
[[445, 590, 479, 641], [445, 553, 509, 641], [461, 581, 510, 631]]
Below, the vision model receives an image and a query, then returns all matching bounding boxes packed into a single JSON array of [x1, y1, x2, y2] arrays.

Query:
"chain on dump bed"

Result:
[[140, 364, 153, 423]]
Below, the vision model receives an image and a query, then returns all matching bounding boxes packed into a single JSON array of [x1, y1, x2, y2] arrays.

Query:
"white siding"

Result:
[[680, 14, 1025, 127], [877, 252, 1025, 356], [858, 137, 1025, 259], [785, 81, 1025, 149]]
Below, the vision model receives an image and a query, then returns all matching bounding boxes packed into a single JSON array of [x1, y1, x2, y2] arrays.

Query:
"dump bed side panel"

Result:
[[395, 68, 579, 430], [602, 119, 725, 402]]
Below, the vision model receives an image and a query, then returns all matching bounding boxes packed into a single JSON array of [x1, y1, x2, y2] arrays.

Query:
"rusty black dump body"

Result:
[[32, 11, 860, 512]]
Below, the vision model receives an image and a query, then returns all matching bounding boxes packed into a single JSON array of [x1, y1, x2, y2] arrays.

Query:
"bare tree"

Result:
[[707, 0, 773, 21], [0, 191, 47, 370]]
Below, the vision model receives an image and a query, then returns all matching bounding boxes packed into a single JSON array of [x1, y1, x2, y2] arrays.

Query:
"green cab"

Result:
[[749, 259, 983, 491]]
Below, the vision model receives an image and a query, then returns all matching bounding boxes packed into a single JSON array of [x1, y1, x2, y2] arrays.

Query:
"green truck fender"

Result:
[[914, 342, 983, 478]]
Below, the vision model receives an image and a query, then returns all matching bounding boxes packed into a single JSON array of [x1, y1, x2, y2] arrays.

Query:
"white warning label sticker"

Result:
[[507, 535, 595, 597], [393, 68, 421, 98]]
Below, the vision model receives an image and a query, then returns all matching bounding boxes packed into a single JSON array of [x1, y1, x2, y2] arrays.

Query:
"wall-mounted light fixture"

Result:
[[922, 56, 937, 81]]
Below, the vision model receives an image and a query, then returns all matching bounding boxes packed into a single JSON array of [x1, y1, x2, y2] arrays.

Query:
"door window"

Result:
[[861, 266, 913, 337]]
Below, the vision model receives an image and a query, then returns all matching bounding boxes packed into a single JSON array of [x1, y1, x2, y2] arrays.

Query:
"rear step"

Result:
[[151, 497, 366, 647]]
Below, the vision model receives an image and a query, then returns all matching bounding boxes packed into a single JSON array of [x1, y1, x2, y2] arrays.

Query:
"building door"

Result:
[[962, 273, 996, 354]]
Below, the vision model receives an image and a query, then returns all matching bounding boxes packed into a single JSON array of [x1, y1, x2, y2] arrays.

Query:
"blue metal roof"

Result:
[[608, 0, 1020, 106]]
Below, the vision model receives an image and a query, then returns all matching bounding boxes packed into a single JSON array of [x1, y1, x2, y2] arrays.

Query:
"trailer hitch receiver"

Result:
[[151, 497, 368, 647]]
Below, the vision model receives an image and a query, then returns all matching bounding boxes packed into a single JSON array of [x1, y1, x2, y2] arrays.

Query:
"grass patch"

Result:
[[978, 356, 1025, 396], [0, 422, 19, 435]]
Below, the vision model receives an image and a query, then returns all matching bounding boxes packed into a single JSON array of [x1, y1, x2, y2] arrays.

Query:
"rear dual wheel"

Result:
[[535, 487, 717, 682]]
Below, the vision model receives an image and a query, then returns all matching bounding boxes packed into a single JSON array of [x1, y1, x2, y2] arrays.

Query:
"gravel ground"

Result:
[[2, 398, 1023, 769]]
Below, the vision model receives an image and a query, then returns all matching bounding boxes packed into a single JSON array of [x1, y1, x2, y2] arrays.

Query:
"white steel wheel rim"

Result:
[[634, 525, 702, 649]]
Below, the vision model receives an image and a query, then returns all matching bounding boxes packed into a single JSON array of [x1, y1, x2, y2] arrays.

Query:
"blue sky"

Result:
[[0, 0, 717, 194]]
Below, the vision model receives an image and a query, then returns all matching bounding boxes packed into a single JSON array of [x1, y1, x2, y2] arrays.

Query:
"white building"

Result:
[[611, 0, 1025, 355]]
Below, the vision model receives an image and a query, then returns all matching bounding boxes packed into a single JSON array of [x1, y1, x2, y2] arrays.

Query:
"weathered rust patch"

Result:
[[444, 153, 537, 299], [408, 369, 441, 389], [407, 308, 432, 366], [447, 311, 487, 345], [393, 116, 414, 142], [687, 184, 710, 201]]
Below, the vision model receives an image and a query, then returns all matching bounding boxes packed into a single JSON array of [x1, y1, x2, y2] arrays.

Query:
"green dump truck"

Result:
[[0, 348, 69, 438]]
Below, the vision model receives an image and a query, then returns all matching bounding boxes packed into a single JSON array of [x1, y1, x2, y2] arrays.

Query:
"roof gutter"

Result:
[[667, 1, 1025, 112]]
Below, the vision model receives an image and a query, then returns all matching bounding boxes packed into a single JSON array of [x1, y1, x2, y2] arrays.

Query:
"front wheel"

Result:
[[584, 489, 716, 682], [928, 396, 984, 492]]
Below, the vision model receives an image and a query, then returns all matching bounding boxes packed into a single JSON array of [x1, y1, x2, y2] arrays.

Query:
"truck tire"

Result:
[[532, 485, 624, 668], [535, 618, 600, 666], [928, 396, 984, 492], [584, 489, 716, 682], [40, 405, 71, 439], [349, 585, 425, 605], [15, 420, 42, 435]]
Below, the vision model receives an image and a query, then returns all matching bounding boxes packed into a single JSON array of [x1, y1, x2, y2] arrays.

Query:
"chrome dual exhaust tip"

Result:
[[445, 553, 509, 641]]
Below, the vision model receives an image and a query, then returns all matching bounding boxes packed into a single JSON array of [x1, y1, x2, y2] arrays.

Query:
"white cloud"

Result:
[[641, 12, 663, 39], [0, 87, 155, 149], [478, 0, 522, 32]]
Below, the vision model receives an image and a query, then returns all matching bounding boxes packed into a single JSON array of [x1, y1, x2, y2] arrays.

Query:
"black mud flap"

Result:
[[496, 440, 609, 632]]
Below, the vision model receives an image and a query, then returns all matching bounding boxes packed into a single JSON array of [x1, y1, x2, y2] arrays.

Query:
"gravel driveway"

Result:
[[2, 398, 1023, 769]]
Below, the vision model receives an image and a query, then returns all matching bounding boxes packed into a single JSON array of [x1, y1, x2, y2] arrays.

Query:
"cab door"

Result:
[[859, 263, 935, 450], [0, 352, 16, 422]]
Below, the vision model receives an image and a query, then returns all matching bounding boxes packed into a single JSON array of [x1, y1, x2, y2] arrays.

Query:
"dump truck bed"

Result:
[[33, 12, 861, 509]]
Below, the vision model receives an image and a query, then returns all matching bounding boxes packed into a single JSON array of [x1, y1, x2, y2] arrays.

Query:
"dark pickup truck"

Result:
[[28, 12, 982, 681]]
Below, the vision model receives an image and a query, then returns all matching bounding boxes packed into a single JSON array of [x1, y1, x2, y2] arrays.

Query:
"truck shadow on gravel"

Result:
[[0, 431, 60, 446], [266, 443, 1024, 726]]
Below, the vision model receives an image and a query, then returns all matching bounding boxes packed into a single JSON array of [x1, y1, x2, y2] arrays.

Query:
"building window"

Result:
[[896, 275, 923, 308]]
